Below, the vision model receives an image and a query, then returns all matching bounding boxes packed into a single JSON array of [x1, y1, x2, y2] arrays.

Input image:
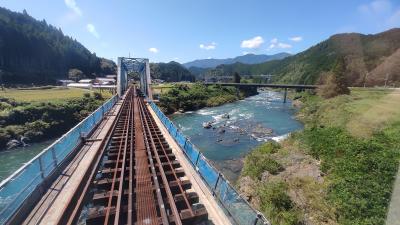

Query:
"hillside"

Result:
[[150, 61, 195, 82], [210, 28, 400, 86], [183, 53, 290, 69], [0, 7, 116, 85]]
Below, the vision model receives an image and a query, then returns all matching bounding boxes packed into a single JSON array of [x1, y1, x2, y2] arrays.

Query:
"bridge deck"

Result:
[[14, 87, 230, 225]]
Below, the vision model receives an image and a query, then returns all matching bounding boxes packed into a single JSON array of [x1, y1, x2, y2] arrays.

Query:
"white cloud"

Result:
[[289, 36, 303, 42], [86, 24, 99, 38], [200, 42, 217, 50], [241, 36, 264, 49], [149, 47, 159, 53], [64, 0, 82, 16], [277, 43, 292, 49], [267, 38, 292, 50]]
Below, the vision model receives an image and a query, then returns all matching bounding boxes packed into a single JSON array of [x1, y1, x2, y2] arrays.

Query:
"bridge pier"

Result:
[[283, 88, 287, 103]]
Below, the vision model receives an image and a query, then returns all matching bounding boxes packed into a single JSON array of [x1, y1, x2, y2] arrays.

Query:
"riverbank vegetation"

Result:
[[0, 88, 111, 150], [158, 83, 258, 114], [238, 88, 400, 225]]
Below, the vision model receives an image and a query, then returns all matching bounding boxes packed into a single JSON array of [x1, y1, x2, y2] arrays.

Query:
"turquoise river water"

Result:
[[170, 90, 303, 180]]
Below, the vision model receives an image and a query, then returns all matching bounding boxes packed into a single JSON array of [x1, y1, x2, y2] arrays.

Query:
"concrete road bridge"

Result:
[[0, 58, 269, 225]]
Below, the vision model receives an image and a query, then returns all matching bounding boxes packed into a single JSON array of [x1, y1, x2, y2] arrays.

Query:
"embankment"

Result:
[[237, 88, 400, 225]]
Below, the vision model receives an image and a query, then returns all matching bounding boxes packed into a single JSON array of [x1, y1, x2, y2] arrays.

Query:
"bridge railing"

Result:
[[149, 102, 270, 225], [0, 95, 119, 224]]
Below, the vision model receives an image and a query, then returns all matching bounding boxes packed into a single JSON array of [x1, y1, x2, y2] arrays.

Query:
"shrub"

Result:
[[242, 142, 283, 179], [258, 181, 303, 225], [93, 92, 103, 100], [317, 58, 350, 99], [0, 95, 104, 150]]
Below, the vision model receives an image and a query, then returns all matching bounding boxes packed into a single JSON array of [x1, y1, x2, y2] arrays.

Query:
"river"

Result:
[[0, 139, 56, 181], [170, 90, 303, 181]]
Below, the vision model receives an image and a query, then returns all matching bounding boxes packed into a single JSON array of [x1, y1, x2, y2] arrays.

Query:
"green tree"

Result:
[[68, 69, 84, 82], [233, 72, 241, 83], [318, 58, 350, 98]]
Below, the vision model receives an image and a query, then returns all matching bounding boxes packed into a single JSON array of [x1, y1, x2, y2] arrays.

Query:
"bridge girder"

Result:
[[117, 57, 152, 99]]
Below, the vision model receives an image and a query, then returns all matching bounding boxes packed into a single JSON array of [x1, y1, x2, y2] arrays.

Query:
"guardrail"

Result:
[[0, 95, 119, 224], [149, 101, 270, 225]]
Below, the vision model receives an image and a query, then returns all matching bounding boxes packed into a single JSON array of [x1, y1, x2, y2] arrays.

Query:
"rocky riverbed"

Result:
[[170, 91, 303, 182]]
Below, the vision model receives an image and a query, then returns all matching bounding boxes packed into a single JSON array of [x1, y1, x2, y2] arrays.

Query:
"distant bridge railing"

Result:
[[0, 95, 119, 224], [149, 101, 270, 225], [204, 82, 318, 89]]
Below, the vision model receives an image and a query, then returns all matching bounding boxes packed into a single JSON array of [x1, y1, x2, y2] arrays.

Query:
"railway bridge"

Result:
[[0, 58, 269, 225]]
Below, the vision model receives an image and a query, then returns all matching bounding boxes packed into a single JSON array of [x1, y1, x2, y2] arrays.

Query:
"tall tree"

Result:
[[68, 69, 84, 82], [233, 72, 241, 83]]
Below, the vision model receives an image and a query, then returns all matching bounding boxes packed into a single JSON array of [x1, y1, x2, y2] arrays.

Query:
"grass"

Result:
[[297, 87, 400, 138], [0, 87, 113, 102], [346, 88, 400, 137]]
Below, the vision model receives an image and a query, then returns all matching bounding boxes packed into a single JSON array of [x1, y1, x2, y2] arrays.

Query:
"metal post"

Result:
[[51, 147, 58, 167], [145, 59, 153, 100], [38, 157, 45, 179], [212, 173, 221, 196], [183, 138, 188, 149], [195, 151, 201, 166], [117, 57, 124, 97], [283, 88, 287, 103]]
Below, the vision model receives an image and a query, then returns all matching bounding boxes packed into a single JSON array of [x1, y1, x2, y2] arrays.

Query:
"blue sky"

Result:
[[1, 0, 400, 63]]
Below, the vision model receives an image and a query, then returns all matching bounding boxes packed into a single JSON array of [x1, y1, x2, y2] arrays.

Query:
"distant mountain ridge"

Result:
[[183, 53, 290, 69], [209, 28, 400, 86]]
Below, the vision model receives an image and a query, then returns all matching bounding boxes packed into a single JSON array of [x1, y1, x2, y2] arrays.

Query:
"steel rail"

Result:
[[141, 101, 194, 217], [103, 90, 132, 224], [113, 90, 133, 225], [136, 90, 169, 225], [138, 96, 183, 225]]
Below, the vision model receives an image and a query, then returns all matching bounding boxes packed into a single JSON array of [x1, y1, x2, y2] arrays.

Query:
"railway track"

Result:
[[64, 87, 207, 225]]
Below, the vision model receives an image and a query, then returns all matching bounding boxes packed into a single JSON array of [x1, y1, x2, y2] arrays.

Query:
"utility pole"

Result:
[[384, 73, 389, 88], [363, 72, 369, 88]]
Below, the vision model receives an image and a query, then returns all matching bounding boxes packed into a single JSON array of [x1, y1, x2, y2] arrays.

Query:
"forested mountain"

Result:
[[0, 7, 116, 85], [150, 61, 195, 82], [183, 53, 290, 69], [209, 28, 400, 86]]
